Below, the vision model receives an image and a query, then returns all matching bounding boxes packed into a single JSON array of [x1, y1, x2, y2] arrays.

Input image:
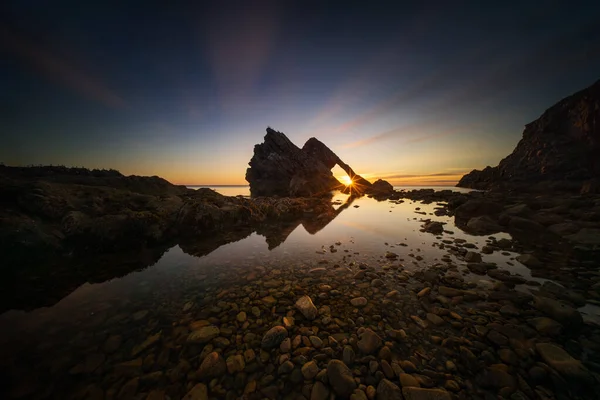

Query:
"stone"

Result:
[[226, 354, 245, 374], [535, 343, 593, 382], [262, 296, 277, 307], [465, 216, 503, 234], [566, 228, 600, 246], [479, 367, 517, 389], [132, 331, 161, 356], [438, 286, 465, 297], [422, 221, 444, 235], [278, 361, 294, 375], [343, 345, 356, 366], [296, 296, 318, 320], [464, 251, 482, 263], [327, 360, 357, 397], [117, 377, 139, 399], [280, 338, 291, 353], [516, 254, 542, 268], [197, 352, 226, 380], [261, 326, 288, 348], [426, 313, 444, 326], [402, 387, 452, 400], [302, 361, 319, 380], [103, 335, 122, 354], [357, 328, 382, 354], [532, 296, 583, 327], [371, 179, 394, 194], [236, 311, 247, 322], [399, 373, 420, 388], [527, 317, 563, 336], [309, 335, 323, 348], [351, 297, 368, 307], [377, 379, 403, 400], [311, 381, 330, 400], [183, 383, 208, 400], [487, 330, 508, 346], [187, 326, 220, 344]]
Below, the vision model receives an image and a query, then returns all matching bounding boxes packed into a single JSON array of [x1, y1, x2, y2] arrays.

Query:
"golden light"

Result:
[[341, 175, 353, 186]]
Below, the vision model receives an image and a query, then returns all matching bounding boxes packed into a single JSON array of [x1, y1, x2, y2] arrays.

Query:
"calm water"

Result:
[[1, 188, 597, 398], [187, 185, 475, 197]]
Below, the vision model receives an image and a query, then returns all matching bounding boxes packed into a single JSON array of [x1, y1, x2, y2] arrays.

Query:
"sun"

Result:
[[341, 175, 353, 186]]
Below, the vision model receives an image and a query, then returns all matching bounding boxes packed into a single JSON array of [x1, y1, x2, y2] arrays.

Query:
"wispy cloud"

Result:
[[201, 0, 281, 112], [344, 121, 479, 149], [1, 27, 127, 109]]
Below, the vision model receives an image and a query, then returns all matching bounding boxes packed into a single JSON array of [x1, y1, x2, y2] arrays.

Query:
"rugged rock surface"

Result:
[[246, 127, 390, 197], [458, 79, 600, 192]]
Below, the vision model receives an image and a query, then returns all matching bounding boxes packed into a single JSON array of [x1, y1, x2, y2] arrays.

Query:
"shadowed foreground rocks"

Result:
[[0, 165, 337, 264]]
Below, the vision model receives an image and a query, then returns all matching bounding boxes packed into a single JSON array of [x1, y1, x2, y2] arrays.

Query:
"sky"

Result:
[[1, 1, 600, 186]]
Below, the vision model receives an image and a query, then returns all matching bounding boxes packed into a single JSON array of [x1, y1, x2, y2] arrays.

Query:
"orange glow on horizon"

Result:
[[340, 175, 353, 186]]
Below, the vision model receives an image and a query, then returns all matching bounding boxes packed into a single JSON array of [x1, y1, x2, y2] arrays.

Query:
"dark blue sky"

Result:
[[2, 0, 600, 184]]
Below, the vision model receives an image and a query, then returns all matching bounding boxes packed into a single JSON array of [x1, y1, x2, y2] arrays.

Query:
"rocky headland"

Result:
[[245, 128, 392, 197], [458, 79, 600, 193]]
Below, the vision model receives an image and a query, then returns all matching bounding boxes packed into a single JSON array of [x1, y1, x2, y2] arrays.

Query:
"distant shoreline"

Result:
[[184, 184, 459, 187]]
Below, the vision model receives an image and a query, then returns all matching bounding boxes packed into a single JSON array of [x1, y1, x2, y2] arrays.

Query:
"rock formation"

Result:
[[458, 79, 600, 192], [246, 128, 392, 197]]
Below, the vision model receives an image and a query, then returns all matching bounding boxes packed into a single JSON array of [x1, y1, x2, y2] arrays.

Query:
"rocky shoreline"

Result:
[[3, 163, 600, 399], [2, 175, 600, 399]]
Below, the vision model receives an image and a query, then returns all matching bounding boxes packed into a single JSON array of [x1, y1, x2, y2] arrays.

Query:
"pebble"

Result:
[[327, 360, 357, 397]]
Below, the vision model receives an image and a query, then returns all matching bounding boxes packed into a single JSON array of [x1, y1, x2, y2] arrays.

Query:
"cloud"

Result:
[[200, 1, 281, 111], [0, 26, 127, 109], [344, 121, 478, 149]]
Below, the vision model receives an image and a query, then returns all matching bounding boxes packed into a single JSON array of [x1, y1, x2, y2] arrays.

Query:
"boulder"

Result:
[[536, 343, 593, 382], [371, 179, 394, 194], [465, 215, 503, 234], [532, 296, 583, 327]]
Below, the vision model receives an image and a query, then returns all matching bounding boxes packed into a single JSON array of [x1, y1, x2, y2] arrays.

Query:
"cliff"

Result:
[[458, 79, 600, 192]]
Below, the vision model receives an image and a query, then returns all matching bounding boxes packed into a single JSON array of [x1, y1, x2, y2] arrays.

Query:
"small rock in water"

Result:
[[350, 297, 368, 307], [357, 328, 382, 354], [327, 360, 356, 397], [187, 326, 220, 344], [295, 296, 318, 320], [377, 379, 403, 399], [535, 343, 593, 382], [464, 251, 482, 263], [261, 326, 288, 348], [183, 383, 208, 400], [402, 387, 451, 400], [532, 296, 583, 327]]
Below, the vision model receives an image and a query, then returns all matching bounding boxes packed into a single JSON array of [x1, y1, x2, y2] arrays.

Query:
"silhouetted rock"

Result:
[[458, 79, 600, 192], [371, 179, 394, 194], [245, 128, 342, 197], [246, 127, 386, 197]]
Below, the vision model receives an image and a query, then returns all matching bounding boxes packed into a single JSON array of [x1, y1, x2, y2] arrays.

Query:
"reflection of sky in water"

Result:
[[1, 188, 598, 345]]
